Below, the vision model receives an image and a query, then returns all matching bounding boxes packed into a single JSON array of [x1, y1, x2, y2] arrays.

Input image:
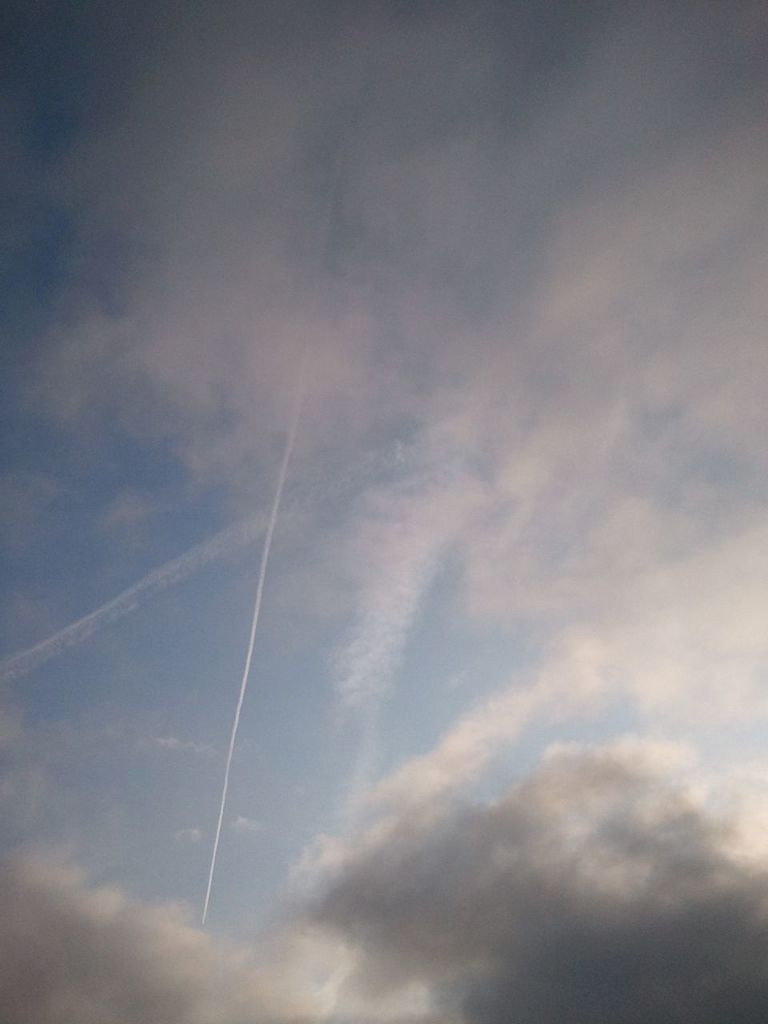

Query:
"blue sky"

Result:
[[2, 3, 768, 1022]]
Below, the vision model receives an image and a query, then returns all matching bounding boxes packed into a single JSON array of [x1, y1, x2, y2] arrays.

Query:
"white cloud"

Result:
[[175, 827, 202, 843], [370, 629, 605, 815], [151, 736, 211, 756], [100, 489, 153, 532], [232, 815, 262, 835], [369, 507, 768, 814], [332, 460, 478, 708]]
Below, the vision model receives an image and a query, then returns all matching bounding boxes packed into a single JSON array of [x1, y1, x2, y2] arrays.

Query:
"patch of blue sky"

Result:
[[0, 204, 74, 347], [2, 541, 351, 921], [0, 463, 187, 657], [375, 555, 542, 783]]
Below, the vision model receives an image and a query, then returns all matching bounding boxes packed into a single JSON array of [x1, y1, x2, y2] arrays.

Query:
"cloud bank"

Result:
[[5, 745, 768, 1024], [0, 857, 300, 1024], [314, 745, 768, 1024]]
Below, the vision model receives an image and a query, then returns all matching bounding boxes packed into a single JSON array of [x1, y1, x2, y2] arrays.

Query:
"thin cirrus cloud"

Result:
[[151, 736, 211, 757], [175, 827, 202, 844], [232, 815, 262, 836], [329, 453, 482, 826], [332, 463, 478, 709]]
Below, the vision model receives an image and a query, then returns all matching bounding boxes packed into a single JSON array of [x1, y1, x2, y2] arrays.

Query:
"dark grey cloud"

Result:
[[314, 747, 768, 1023]]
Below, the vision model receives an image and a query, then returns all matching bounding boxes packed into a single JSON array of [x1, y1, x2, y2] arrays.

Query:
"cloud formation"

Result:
[[3, 0, 768, 996], [0, 857, 301, 1024], [314, 744, 768, 1023]]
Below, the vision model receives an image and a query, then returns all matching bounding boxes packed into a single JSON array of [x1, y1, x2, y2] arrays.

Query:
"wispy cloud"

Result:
[[232, 815, 262, 835], [330, 456, 480, 824], [175, 827, 202, 844], [150, 736, 211, 757], [332, 480, 456, 709], [371, 629, 605, 814], [99, 489, 153, 533]]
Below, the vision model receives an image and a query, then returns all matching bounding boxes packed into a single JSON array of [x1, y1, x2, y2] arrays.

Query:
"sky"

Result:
[[2, 1, 768, 1021]]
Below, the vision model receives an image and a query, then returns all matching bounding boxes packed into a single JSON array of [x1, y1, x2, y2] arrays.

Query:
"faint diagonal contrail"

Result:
[[0, 516, 268, 686], [201, 371, 306, 926]]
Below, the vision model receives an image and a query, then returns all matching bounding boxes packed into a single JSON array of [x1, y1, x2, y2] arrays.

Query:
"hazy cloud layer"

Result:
[[24, 1, 767, 491]]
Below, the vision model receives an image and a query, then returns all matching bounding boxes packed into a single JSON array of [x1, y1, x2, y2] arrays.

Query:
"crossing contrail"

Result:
[[201, 373, 306, 926], [0, 515, 269, 685]]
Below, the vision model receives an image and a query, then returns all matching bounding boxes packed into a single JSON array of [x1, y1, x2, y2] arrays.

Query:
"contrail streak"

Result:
[[200, 43, 369, 920], [0, 515, 269, 685], [201, 374, 305, 926]]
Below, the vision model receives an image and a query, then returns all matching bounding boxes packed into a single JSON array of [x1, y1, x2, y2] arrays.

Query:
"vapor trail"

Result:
[[201, 374, 305, 926], [0, 515, 269, 685]]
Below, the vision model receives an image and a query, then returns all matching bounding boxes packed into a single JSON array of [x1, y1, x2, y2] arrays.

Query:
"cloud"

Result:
[[99, 489, 153, 533], [370, 628, 605, 814], [13, 2, 767, 504], [0, 856, 307, 1024], [313, 743, 768, 1024], [368, 492, 768, 816], [326, 449, 482, 830], [175, 827, 202, 843], [0, 852, 444, 1024], [232, 815, 261, 835], [333, 458, 477, 709], [150, 735, 211, 756]]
